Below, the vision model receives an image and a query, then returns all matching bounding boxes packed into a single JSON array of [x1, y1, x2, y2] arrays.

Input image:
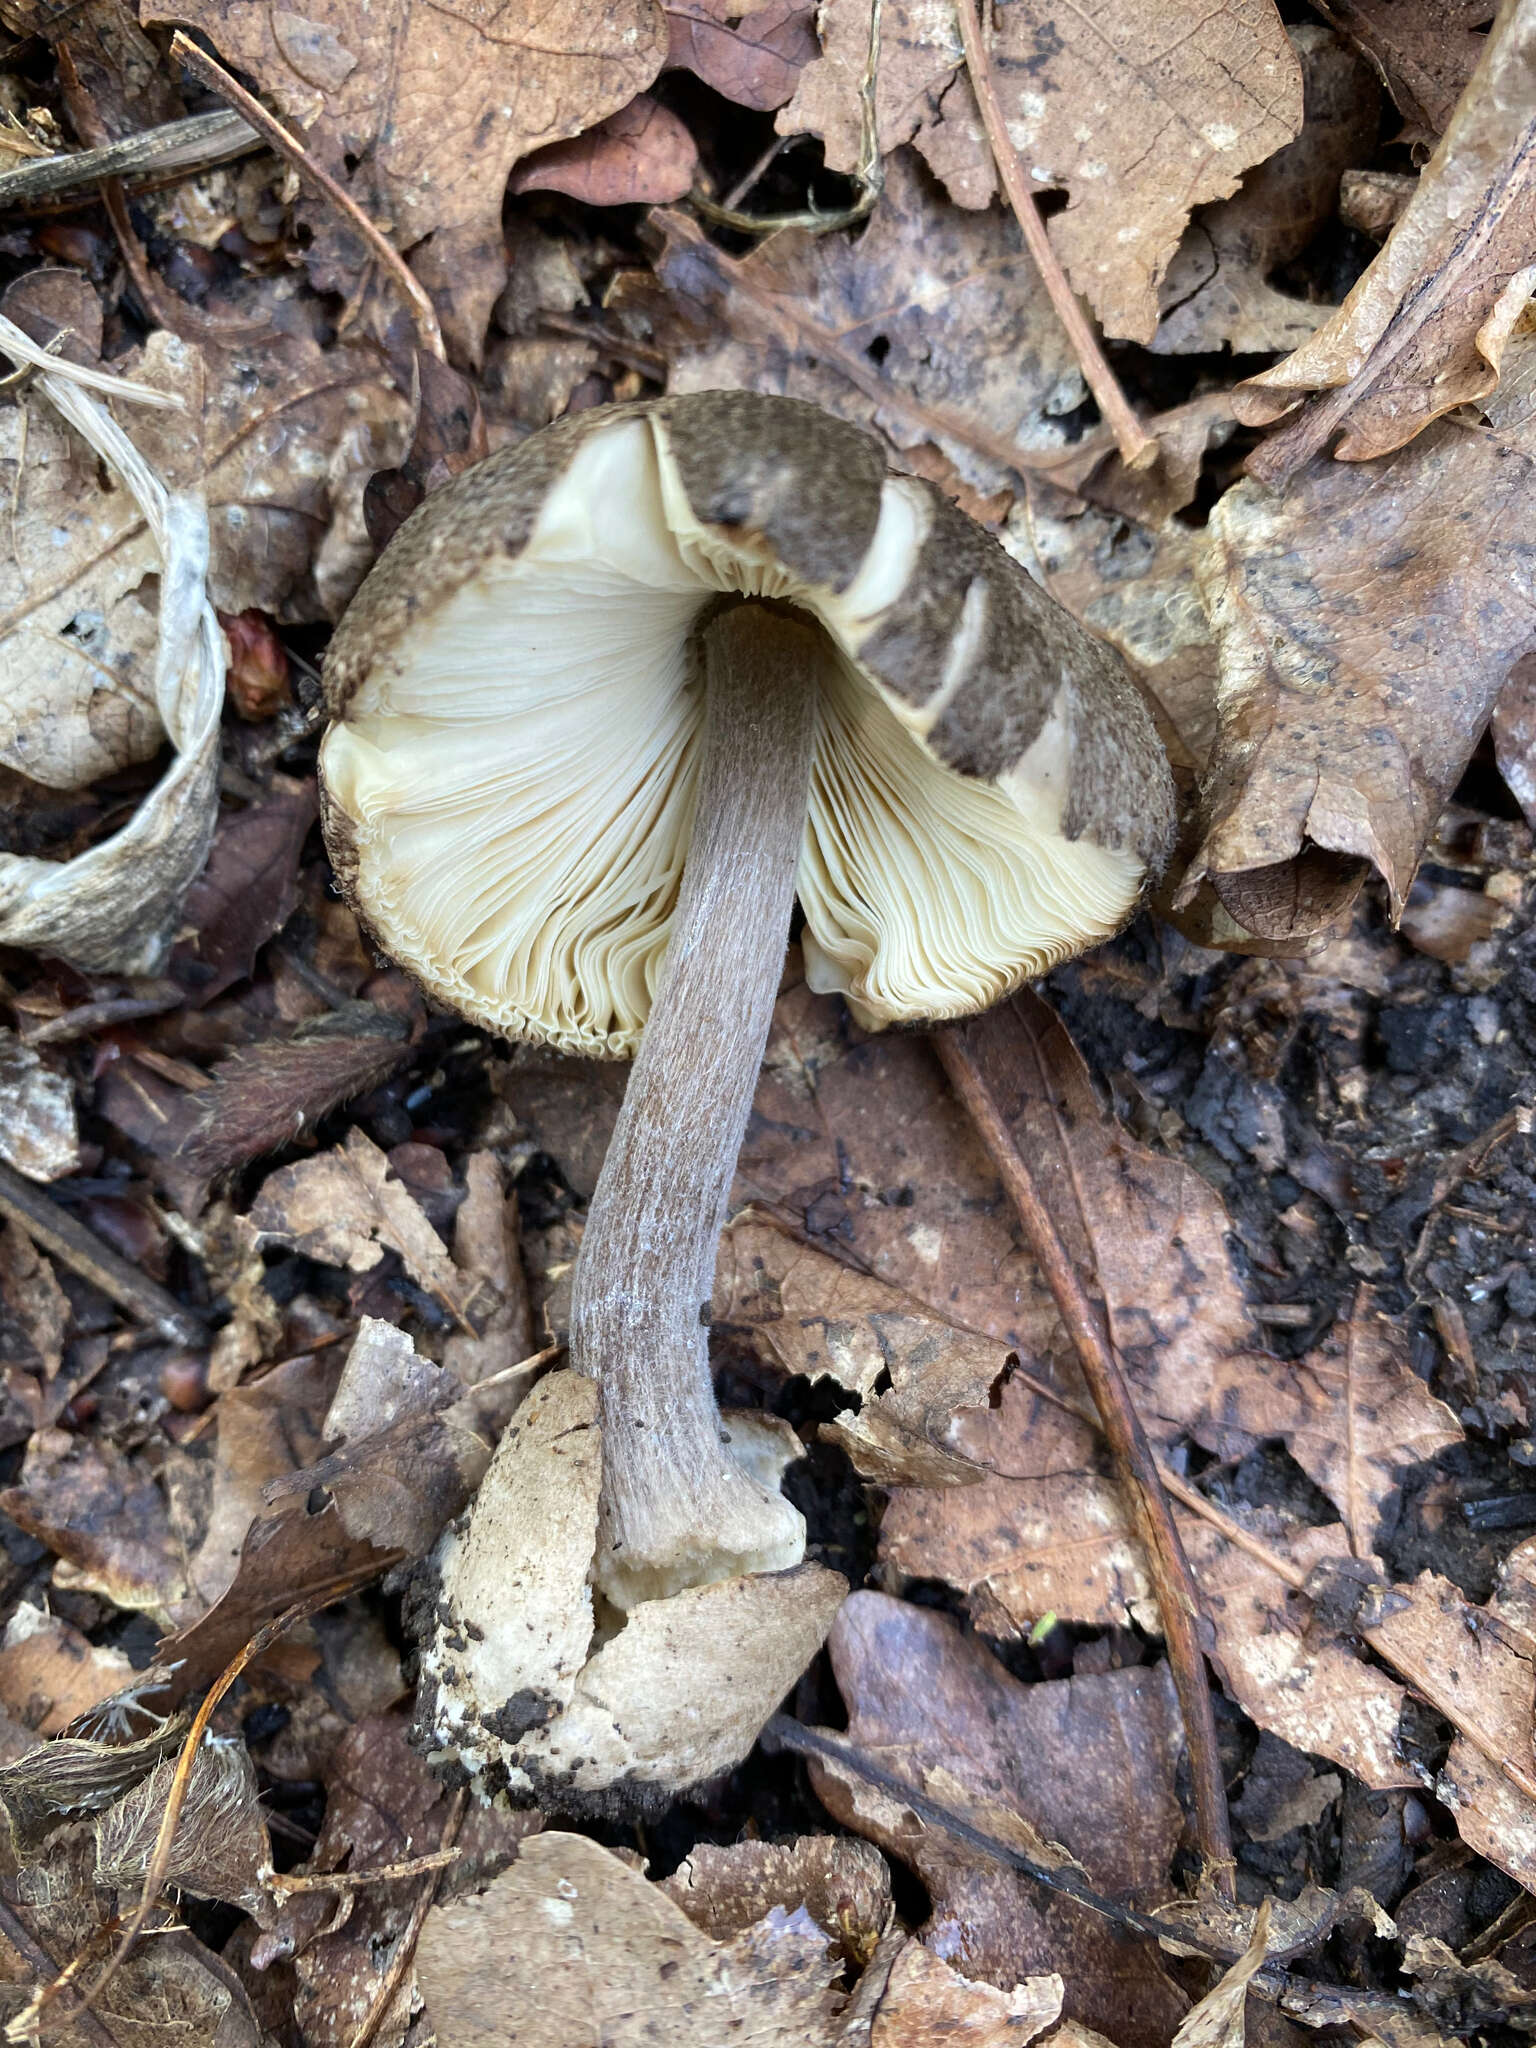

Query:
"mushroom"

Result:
[[319, 391, 1175, 1800]]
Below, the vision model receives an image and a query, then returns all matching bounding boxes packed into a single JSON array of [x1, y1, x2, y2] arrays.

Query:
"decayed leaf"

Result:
[[812, 1594, 1190, 2048], [0, 1710, 185, 1856], [0, 1222, 68, 1381], [146, 0, 668, 355], [0, 1833, 263, 2047], [416, 1831, 844, 2044], [250, 1125, 473, 1323], [511, 92, 697, 204], [714, 1217, 1012, 1485], [1184, 395, 1536, 941], [1, 1429, 190, 1619], [859, 1943, 1065, 2047], [0, 1036, 78, 1184], [1235, 0, 1536, 472], [1314, 0, 1489, 142], [666, 0, 816, 109], [1152, 28, 1379, 358], [644, 151, 1084, 495], [776, 0, 1303, 341], [1169, 1901, 1271, 2048], [1367, 1537, 1536, 1891], [661, 1835, 892, 1948], [1206, 1295, 1461, 1553]]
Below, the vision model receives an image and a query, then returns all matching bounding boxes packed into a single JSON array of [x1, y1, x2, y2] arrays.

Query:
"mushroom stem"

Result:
[[570, 602, 822, 1608]]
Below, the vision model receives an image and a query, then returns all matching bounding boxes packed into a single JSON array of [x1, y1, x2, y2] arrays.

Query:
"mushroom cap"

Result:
[[320, 393, 1175, 1056]]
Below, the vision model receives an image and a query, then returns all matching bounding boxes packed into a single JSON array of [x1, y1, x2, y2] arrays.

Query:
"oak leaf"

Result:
[[777, 0, 1303, 341]]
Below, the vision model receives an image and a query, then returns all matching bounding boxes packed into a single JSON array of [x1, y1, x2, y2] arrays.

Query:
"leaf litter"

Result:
[[0, 0, 1534, 2043]]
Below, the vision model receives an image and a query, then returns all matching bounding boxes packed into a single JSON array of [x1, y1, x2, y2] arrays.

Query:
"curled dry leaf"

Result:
[[1152, 28, 1379, 359], [776, 0, 1302, 341], [1, 1428, 190, 1621], [812, 1593, 1190, 2048], [0, 1710, 185, 1857], [0, 1606, 142, 1737], [0, 1035, 78, 1184], [855, 1942, 1065, 2047], [1184, 387, 1536, 942], [1168, 1900, 1271, 2048], [1235, 0, 1536, 474], [643, 151, 1084, 496], [416, 1831, 843, 2044], [145, 0, 668, 357], [511, 92, 698, 205], [714, 1216, 1013, 1485]]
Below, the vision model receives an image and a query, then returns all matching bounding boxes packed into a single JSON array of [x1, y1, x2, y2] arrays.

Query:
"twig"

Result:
[[265, 1846, 460, 1903], [766, 1718, 1246, 1962], [24, 1584, 371, 2037], [0, 109, 256, 210], [954, 0, 1154, 470], [168, 33, 445, 364], [0, 1158, 205, 1346], [346, 1790, 466, 2048], [0, 1896, 123, 2048], [934, 1024, 1235, 1898], [693, 0, 883, 233]]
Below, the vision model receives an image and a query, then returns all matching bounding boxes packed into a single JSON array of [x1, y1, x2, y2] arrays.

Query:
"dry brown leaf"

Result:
[[0, 1708, 185, 1857], [777, 0, 1303, 341], [1152, 28, 1379, 358], [666, 0, 815, 108], [1184, 396, 1536, 941], [643, 151, 1083, 495], [1235, 0, 1536, 472], [0, 1608, 140, 1736], [442, 1151, 536, 1402], [1169, 1901, 1271, 2048], [813, 1594, 1189, 2048], [250, 1124, 473, 1323], [863, 1943, 1064, 2046], [1313, 0, 1489, 141], [661, 1834, 892, 1946], [251, 1710, 528, 2045], [1, 1429, 190, 1620], [146, 0, 668, 359], [416, 1830, 844, 2044], [1204, 1295, 1461, 1553], [511, 92, 697, 205], [0, 320, 405, 805], [715, 1217, 1012, 1485]]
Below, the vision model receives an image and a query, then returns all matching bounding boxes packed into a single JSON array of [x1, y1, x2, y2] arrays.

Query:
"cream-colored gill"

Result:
[[799, 658, 1144, 1027], [319, 423, 710, 1055]]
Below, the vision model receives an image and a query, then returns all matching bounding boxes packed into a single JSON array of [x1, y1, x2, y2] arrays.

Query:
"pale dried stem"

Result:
[[954, 0, 1155, 471], [570, 604, 819, 1607], [935, 1025, 1234, 1897]]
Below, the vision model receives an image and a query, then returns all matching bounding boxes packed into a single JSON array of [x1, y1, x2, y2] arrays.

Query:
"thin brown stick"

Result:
[[934, 1025, 1234, 1897], [45, 1583, 368, 2033], [346, 1790, 466, 2048], [169, 32, 445, 363], [954, 0, 1154, 471], [0, 1158, 204, 1346]]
